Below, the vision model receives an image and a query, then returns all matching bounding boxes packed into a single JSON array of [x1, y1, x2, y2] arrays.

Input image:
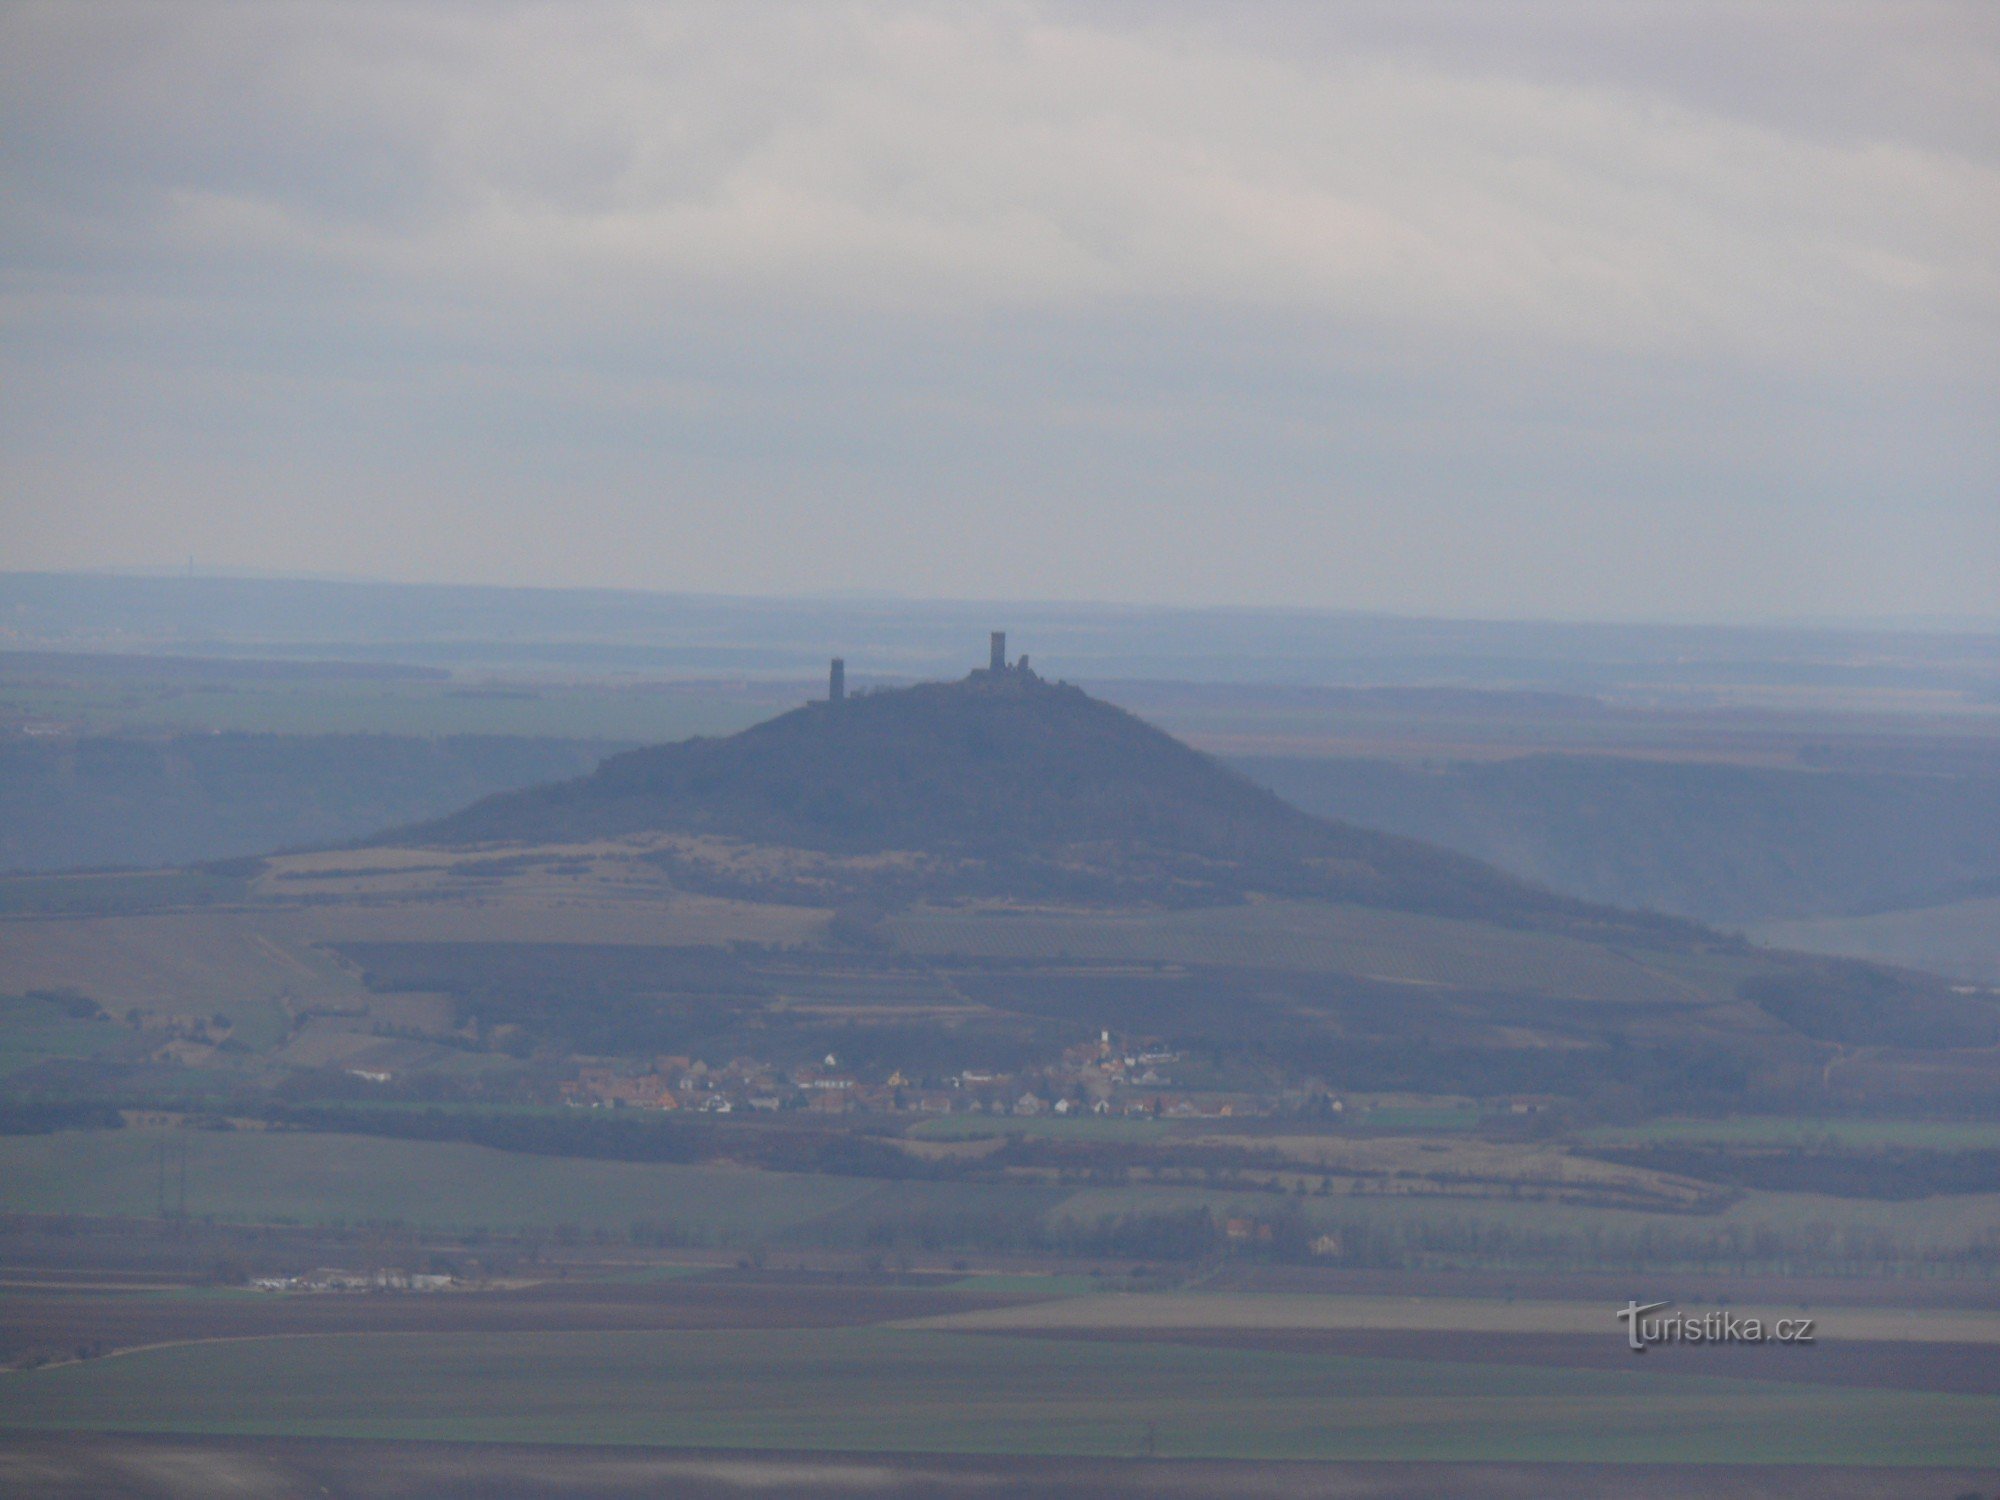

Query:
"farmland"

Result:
[[4, 613, 1999, 1493], [1046, 1177, 2000, 1269], [0, 994, 144, 1078], [0, 1129, 882, 1240], [1580, 1116, 2000, 1151], [0, 910, 368, 1049], [905, 1291, 2000, 1345], [888, 900, 1720, 1006], [5, 1325, 1997, 1465], [5, 1127, 1997, 1277]]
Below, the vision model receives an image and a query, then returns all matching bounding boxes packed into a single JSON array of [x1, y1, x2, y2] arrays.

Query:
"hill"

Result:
[[393, 664, 1667, 935], [4, 655, 1994, 1123]]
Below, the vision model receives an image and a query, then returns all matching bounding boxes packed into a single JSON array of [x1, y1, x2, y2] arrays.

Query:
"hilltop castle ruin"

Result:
[[830, 633, 1032, 703]]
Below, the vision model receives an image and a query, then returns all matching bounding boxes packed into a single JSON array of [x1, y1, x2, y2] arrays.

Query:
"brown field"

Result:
[[0, 912, 364, 1012], [1, 1434, 1993, 1500]]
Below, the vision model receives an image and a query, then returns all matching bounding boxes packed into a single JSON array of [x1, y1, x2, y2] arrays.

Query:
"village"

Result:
[[251, 1268, 456, 1294], [557, 1031, 1338, 1121]]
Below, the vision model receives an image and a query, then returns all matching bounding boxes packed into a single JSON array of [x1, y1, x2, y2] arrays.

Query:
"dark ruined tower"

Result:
[[989, 632, 1006, 672], [829, 658, 845, 702]]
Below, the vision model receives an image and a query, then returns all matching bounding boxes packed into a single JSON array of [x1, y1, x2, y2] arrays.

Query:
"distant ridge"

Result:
[[392, 660, 1679, 935]]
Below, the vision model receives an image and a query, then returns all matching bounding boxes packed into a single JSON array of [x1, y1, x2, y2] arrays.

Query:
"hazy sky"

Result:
[[3, 1, 1995, 620]]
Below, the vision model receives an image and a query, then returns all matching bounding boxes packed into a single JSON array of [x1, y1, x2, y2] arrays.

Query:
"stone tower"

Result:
[[829, 658, 845, 701], [989, 631, 1006, 672]]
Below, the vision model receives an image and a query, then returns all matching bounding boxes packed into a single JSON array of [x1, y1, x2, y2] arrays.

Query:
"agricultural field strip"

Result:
[[1045, 1180, 2000, 1256], [0, 898, 828, 1011], [5, 1325, 1995, 1466], [902, 1293, 2000, 1344], [0, 1131, 884, 1238], [1193, 1134, 1713, 1193], [888, 901, 1715, 1007], [0, 913, 365, 1010], [278, 895, 828, 948], [1581, 1118, 2000, 1151], [7, 1131, 1998, 1257], [4, 1320, 855, 1374]]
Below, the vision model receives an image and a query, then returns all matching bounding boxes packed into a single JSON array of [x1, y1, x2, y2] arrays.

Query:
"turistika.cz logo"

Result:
[[1616, 1300, 1815, 1353]]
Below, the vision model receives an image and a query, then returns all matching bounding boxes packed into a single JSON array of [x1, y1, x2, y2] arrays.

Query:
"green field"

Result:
[[7, 1127, 1998, 1271], [0, 995, 143, 1078], [0, 1129, 878, 1240], [3, 1327, 1994, 1463], [912, 1108, 1480, 1141], [0, 871, 251, 917], [948, 1273, 1112, 1295], [1580, 1116, 2000, 1151], [909, 1114, 1176, 1144], [1359, 1105, 1483, 1132], [1050, 1177, 2000, 1267]]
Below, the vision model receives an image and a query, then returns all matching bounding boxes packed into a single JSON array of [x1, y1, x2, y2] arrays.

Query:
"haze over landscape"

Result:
[[4, 2, 1997, 618], [2, 5, 1998, 1497]]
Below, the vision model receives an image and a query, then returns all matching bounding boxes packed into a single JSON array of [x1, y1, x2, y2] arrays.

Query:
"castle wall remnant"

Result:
[[990, 632, 1006, 672], [829, 658, 845, 702]]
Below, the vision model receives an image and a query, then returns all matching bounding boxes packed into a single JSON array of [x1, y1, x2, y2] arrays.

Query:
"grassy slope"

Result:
[[2, 1327, 1993, 1463]]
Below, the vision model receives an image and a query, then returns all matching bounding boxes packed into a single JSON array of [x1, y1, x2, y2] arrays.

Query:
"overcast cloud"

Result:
[[2, 1, 1995, 619]]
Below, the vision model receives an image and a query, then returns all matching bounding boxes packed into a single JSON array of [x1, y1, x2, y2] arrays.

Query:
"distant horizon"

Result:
[[10, 566, 1998, 638]]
